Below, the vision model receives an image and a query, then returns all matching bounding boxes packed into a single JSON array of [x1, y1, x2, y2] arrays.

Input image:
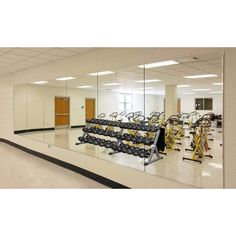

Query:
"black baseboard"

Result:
[[0, 138, 129, 189], [14, 127, 55, 134], [71, 125, 85, 129]]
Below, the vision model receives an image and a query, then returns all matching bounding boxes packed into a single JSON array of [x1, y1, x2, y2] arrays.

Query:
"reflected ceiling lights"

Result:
[[32, 81, 48, 84], [177, 85, 191, 88], [103, 83, 122, 86], [209, 91, 223, 94], [77, 85, 93, 88], [136, 87, 154, 90], [55, 77, 75, 81], [193, 88, 211, 91], [138, 60, 179, 69], [89, 71, 114, 76], [212, 82, 223, 85], [135, 79, 161, 83], [184, 74, 218, 79], [183, 92, 195, 95]]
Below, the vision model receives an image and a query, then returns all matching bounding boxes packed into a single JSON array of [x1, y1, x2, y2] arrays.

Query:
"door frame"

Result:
[[55, 96, 71, 129]]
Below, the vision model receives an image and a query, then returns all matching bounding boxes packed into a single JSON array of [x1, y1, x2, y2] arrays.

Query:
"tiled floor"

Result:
[[21, 126, 223, 188], [0, 142, 108, 188]]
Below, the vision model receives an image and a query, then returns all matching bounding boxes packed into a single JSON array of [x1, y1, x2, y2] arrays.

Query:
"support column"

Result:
[[165, 85, 177, 120], [224, 49, 236, 188]]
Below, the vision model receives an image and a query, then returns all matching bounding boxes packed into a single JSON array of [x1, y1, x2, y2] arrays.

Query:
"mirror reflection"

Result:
[[14, 52, 223, 188]]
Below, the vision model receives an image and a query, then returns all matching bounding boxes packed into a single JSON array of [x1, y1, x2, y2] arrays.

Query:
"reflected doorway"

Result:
[[55, 97, 70, 128], [85, 98, 95, 120]]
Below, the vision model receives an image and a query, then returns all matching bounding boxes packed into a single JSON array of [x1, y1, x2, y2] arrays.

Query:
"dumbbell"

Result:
[[127, 146, 135, 155], [143, 137, 153, 145], [135, 136, 143, 143], [91, 127, 98, 134], [82, 127, 88, 133], [78, 136, 84, 142], [104, 140, 112, 148], [83, 135, 90, 143], [111, 142, 118, 151], [109, 130, 116, 137], [115, 132, 122, 139]]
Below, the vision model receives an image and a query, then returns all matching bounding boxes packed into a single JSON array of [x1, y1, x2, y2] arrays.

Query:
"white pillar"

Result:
[[224, 49, 236, 188], [165, 85, 177, 119]]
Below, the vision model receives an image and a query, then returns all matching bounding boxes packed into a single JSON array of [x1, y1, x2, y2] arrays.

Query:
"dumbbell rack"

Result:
[[76, 119, 164, 166]]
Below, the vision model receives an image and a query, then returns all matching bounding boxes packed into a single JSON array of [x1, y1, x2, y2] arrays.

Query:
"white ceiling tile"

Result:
[[48, 48, 77, 57], [63, 48, 95, 54], [34, 53, 62, 61], [11, 48, 44, 57]]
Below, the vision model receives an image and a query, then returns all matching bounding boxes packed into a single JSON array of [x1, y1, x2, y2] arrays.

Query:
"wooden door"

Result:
[[55, 97, 70, 127], [177, 98, 181, 113], [85, 98, 95, 120]]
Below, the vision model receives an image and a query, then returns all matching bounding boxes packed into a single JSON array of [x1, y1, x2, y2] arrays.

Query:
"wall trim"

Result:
[[71, 125, 85, 129], [0, 138, 129, 189], [14, 127, 55, 134]]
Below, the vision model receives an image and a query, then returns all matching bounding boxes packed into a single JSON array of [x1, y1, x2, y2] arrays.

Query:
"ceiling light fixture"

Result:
[[193, 89, 211, 91], [32, 81, 48, 84], [138, 60, 179, 69], [89, 71, 114, 76], [135, 79, 161, 83], [212, 82, 223, 85], [77, 85, 93, 88], [136, 87, 154, 90], [55, 77, 75, 81], [184, 74, 218, 79], [103, 83, 122, 86], [177, 85, 191, 88], [209, 91, 223, 94], [183, 92, 195, 95]]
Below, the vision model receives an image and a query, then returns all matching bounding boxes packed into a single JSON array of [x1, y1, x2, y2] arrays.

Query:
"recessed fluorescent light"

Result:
[[136, 87, 154, 90], [183, 92, 195, 95], [209, 91, 223, 94], [184, 74, 218, 79], [103, 83, 122, 86], [89, 71, 114, 76], [135, 79, 161, 83], [32, 81, 48, 84], [177, 85, 191, 88], [77, 85, 93, 88], [193, 89, 211, 91], [212, 82, 223, 85], [138, 60, 179, 69], [56, 77, 75, 81]]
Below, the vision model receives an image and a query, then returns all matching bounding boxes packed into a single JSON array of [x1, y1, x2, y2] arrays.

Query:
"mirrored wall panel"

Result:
[[14, 52, 223, 188]]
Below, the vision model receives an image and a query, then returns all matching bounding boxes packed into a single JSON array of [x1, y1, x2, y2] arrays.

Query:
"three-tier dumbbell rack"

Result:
[[75, 119, 164, 166]]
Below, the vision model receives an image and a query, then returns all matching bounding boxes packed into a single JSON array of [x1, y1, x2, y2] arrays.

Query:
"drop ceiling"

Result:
[[5, 48, 222, 95], [0, 47, 95, 77], [45, 54, 223, 95]]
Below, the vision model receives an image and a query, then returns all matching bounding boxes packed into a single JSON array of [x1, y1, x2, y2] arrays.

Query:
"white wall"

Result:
[[14, 85, 164, 130], [145, 94, 164, 115], [180, 93, 223, 116]]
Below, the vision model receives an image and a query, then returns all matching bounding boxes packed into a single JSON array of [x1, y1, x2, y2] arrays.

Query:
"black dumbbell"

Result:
[[135, 136, 143, 143], [78, 136, 84, 142], [132, 147, 140, 156], [111, 142, 118, 151]]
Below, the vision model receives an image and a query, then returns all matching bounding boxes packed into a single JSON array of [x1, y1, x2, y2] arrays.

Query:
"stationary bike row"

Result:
[[183, 117, 213, 164]]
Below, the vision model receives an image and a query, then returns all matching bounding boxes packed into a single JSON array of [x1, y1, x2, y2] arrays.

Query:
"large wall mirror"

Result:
[[14, 51, 223, 188]]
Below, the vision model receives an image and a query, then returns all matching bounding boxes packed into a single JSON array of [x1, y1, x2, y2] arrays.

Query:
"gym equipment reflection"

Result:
[[13, 54, 223, 188]]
